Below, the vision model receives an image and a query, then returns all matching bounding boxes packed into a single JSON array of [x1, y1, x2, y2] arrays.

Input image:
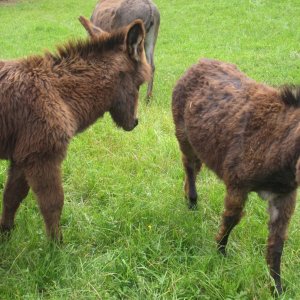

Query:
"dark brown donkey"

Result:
[[90, 0, 160, 100], [172, 58, 300, 295], [0, 16, 151, 241]]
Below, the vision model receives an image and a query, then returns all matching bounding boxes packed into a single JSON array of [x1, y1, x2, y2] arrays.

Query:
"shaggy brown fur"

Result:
[[90, 0, 160, 100], [0, 16, 151, 241], [172, 58, 300, 295]]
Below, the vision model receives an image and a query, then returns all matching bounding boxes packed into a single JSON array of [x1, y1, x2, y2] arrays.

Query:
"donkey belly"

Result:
[[252, 167, 297, 195]]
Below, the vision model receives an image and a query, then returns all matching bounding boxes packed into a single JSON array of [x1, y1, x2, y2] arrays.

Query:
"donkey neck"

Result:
[[52, 57, 120, 133], [42, 33, 127, 133]]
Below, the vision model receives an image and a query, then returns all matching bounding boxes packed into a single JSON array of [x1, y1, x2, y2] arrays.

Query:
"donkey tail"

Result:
[[279, 85, 300, 107]]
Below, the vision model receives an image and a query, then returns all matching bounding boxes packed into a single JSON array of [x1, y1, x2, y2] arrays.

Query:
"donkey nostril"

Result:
[[134, 119, 139, 127]]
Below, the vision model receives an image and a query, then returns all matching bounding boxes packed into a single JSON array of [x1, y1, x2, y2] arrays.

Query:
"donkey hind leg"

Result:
[[216, 189, 247, 255], [145, 24, 158, 101], [144, 42, 154, 100], [266, 192, 296, 295], [0, 164, 30, 233], [181, 141, 202, 210], [25, 161, 64, 242]]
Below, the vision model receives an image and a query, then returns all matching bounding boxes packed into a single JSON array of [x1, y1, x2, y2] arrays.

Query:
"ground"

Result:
[[0, 0, 300, 299]]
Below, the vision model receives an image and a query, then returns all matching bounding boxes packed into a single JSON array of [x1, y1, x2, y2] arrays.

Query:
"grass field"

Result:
[[1, 0, 300, 299]]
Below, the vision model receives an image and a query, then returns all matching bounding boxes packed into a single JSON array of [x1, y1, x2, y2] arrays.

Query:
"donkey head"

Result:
[[79, 16, 151, 131]]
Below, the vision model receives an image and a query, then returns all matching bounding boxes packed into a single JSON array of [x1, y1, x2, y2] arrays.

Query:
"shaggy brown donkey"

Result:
[[172, 58, 300, 295], [90, 0, 160, 100], [0, 16, 151, 241]]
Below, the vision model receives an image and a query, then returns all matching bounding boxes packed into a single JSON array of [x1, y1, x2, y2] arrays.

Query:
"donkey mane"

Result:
[[279, 85, 300, 107], [27, 29, 126, 66]]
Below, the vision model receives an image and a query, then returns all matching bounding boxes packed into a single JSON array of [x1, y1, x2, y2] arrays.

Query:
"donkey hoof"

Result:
[[0, 224, 13, 241], [217, 244, 227, 256], [49, 236, 63, 246], [0, 222, 13, 233], [188, 201, 198, 210], [53, 234, 63, 244], [145, 95, 152, 104], [186, 196, 197, 210], [48, 228, 63, 244], [271, 283, 284, 297]]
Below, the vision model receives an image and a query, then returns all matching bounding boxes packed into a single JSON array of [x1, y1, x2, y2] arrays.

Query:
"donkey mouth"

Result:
[[123, 119, 138, 131]]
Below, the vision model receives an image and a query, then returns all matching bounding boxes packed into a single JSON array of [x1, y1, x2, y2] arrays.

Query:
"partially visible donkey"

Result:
[[91, 0, 160, 100], [172, 58, 300, 295], [0, 16, 150, 241]]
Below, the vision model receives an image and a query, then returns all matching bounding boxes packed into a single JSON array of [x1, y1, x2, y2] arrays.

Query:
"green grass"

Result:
[[1, 0, 300, 298]]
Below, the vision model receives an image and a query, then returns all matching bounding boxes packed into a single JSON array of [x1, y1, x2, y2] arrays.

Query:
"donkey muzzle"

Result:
[[123, 118, 139, 131]]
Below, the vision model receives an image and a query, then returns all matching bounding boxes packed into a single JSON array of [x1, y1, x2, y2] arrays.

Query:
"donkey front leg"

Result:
[[267, 192, 296, 295], [216, 189, 247, 255], [0, 164, 30, 233], [25, 161, 64, 241]]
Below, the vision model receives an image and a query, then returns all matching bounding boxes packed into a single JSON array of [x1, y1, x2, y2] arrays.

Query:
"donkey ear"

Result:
[[79, 16, 106, 38], [125, 19, 145, 62]]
